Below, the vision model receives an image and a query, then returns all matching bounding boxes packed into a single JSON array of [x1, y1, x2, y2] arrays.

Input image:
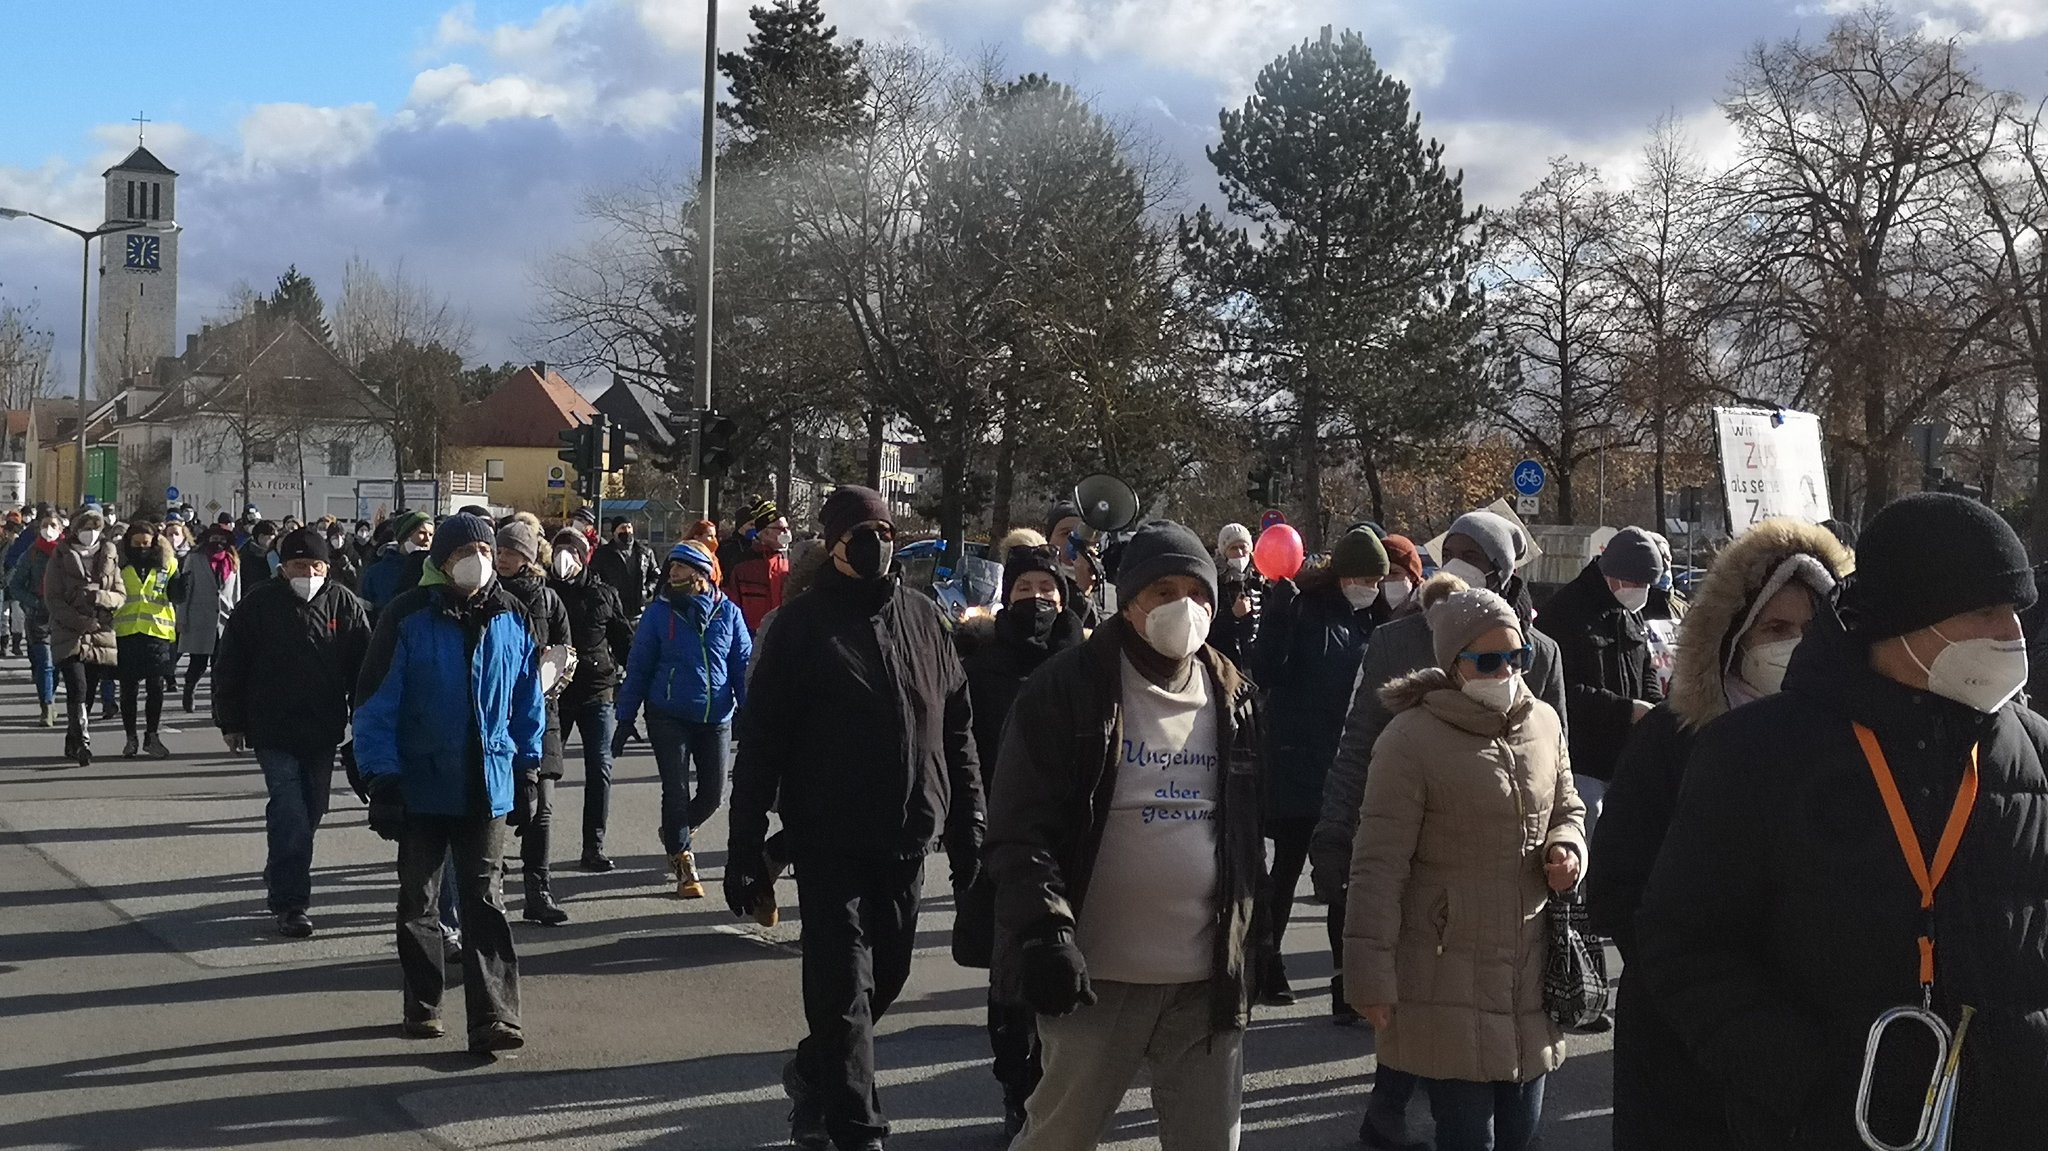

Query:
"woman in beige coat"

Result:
[[1346, 577, 1586, 1151], [44, 506, 126, 767]]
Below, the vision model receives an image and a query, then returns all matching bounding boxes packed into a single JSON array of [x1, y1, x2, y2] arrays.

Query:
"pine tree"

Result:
[[717, 0, 869, 170], [259, 265, 333, 346], [1182, 27, 1486, 544]]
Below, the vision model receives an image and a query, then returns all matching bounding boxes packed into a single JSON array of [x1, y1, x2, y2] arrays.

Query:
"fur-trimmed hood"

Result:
[[1378, 664, 1537, 734], [1668, 517, 1853, 730]]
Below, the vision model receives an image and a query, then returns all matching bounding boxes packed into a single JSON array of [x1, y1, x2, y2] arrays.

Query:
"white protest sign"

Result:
[[1714, 407, 1831, 535]]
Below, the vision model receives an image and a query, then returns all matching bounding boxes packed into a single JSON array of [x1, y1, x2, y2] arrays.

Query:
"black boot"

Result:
[[1332, 976, 1361, 1026], [522, 870, 569, 925], [1257, 954, 1295, 1007]]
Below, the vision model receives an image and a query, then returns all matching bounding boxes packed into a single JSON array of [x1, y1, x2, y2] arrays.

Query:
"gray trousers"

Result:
[[1010, 980, 1244, 1151]]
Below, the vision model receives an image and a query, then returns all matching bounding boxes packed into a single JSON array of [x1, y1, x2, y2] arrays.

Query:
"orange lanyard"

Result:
[[1852, 724, 1978, 990]]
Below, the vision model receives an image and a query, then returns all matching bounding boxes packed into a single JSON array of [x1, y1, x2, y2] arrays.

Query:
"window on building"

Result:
[[329, 441, 352, 477], [125, 181, 135, 220], [150, 182, 161, 221], [485, 458, 506, 481], [251, 440, 276, 465]]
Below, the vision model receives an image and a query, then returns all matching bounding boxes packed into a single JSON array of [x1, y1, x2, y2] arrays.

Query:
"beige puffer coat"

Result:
[[44, 538, 125, 666], [1344, 667, 1586, 1084]]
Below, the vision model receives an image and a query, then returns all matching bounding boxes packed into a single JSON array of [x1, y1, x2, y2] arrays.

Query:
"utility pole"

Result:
[[688, 0, 719, 521]]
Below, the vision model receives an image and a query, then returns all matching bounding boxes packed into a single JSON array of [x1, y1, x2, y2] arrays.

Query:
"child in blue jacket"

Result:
[[615, 541, 751, 898]]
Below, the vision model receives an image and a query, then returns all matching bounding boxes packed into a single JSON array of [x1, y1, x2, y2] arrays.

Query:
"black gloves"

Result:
[[508, 771, 536, 829], [366, 775, 406, 842], [1020, 930, 1096, 1018], [610, 725, 631, 760], [946, 823, 984, 892], [724, 842, 769, 919]]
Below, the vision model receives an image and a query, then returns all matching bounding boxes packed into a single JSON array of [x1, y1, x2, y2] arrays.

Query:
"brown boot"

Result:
[[753, 884, 779, 927], [674, 851, 705, 899]]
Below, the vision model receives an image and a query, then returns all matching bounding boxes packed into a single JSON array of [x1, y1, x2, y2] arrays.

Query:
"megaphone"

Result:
[[1074, 474, 1140, 533]]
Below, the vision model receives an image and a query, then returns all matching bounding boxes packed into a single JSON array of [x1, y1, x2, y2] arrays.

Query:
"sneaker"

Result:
[[276, 910, 314, 938], [468, 1021, 525, 1056], [99, 704, 118, 723], [76, 743, 91, 768], [578, 850, 616, 873], [674, 851, 705, 900], [401, 1017, 445, 1039], [144, 734, 170, 759], [123, 734, 139, 758]]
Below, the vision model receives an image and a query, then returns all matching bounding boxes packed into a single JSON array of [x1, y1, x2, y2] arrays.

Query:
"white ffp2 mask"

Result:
[[1342, 583, 1379, 611], [1612, 585, 1651, 613], [1141, 597, 1212, 661], [551, 550, 582, 579], [1907, 627, 2029, 714], [1441, 558, 1490, 590], [290, 575, 325, 601], [1739, 638, 1800, 695], [1461, 672, 1521, 713], [448, 553, 492, 593]]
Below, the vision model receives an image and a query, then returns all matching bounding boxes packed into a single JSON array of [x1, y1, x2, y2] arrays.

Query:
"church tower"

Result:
[[95, 143, 178, 395]]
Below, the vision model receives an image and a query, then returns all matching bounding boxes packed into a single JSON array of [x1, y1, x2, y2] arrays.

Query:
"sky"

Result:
[[3, 0, 2046, 395]]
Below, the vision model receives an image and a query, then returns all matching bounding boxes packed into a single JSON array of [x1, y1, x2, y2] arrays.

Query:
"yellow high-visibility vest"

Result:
[[116, 557, 178, 641]]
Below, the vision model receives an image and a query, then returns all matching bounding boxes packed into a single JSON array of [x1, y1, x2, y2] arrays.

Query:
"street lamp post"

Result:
[[0, 207, 179, 508], [689, 0, 718, 521]]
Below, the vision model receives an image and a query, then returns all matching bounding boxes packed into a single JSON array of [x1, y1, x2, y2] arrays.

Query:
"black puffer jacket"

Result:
[[953, 604, 1086, 968], [550, 564, 633, 711], [729, 566, 982, 863], [985, 616, 1267, 1032], [593, 536, 661, 618], [212, 579, 372, 755], [499, 566, 572, 778], [1253, 578, 1379, 821], [1636, 610, 2048, 1150], [1536, 559, 1663, 782]]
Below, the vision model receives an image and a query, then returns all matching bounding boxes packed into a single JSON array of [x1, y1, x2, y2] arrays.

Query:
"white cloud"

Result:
[[1021, 0, 1454, 93], [238, 103, 381, 170], [406, 64, 594, 127], [1823, 0, 2048, 41]]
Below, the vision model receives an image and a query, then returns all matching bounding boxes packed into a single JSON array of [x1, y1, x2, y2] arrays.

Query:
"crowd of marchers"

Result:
[[0, 483, 2043, 1151]]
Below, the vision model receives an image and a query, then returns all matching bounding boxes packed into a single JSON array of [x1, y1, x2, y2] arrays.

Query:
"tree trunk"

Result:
[[1362, 449, 1386, 526], [1984, 383, 2006, 503], [1296, 392, 1324, 552], [2031, 354, 2048, 560], [1862, 390, 1893, 527], [1556, 470, 1575, 526], [990, 396, 1017, 541], [1652, 395, 1668, 529], [865, 408, 884, 491], [776, 422, 794, 511], [939, 447, 966, 572]]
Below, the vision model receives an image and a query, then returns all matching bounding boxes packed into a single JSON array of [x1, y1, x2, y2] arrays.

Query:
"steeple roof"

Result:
[[103, 146, 176, 178]]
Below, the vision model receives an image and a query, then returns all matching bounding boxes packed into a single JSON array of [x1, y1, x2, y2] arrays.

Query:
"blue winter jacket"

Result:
[[616, 587, 751, 729], [352, 581, 547, 819]]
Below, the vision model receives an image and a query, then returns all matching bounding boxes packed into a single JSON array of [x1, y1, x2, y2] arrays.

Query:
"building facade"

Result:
[[97, 146, 179, 398]]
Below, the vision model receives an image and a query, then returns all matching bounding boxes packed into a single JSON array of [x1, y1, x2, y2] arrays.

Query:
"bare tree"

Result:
[[331, 256, 473, 368], [1485, 157, 1630, 524], [1973, 98, 2048, 552], [0, 300, 54, 410], [1719, 10, 2019, 520]]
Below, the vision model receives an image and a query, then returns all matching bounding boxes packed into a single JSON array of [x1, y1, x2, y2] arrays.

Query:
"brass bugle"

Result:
[[1855, 1001, 1976, 1151]]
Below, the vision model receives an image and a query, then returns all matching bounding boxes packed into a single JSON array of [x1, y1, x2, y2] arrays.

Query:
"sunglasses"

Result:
[[1457, 646, 1533, 675]]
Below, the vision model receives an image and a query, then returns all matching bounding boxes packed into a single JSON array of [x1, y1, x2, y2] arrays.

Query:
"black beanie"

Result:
[[1841, 492, 2035, 639], [276, 526, 331, 566], [1114, 520, 1217, 606], [429, 513, 496, 567], [820, 485, 891, 545], [1002, 543, 1062, 603]]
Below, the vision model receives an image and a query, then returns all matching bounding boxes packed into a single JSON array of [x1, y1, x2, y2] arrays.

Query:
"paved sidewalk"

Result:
[[0, 658, 1615, 1149]]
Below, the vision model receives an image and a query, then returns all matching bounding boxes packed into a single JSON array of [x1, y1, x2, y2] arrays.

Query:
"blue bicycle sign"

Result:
[[1512, 460, 1546, 497]]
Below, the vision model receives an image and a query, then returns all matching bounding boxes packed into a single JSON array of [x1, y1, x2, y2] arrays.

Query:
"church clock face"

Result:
[[124, 233, 160, 271]]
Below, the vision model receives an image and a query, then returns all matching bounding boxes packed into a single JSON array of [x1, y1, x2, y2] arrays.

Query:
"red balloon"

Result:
[[1252, 524, 1305, 582]]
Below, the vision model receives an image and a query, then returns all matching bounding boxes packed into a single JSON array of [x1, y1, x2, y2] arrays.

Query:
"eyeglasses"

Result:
[[1456, 646, 1533, 675]]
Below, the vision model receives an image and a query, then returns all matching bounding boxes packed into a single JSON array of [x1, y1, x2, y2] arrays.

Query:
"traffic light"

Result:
[[697, 410, 736, 477], [607, 420, 640, 472], [557, 420, 599, 476], [651, 406, 691, 472], [1246, 465, 1274, 506]]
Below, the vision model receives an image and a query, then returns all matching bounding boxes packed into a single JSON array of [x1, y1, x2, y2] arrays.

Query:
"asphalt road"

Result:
[[0, 651, 1617, 1150]]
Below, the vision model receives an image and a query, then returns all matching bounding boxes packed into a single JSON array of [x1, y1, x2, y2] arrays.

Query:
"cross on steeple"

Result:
[[132, 111, 150, 144]]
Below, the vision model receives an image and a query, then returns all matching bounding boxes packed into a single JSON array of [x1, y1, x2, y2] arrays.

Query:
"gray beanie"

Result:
[[495, 521, 540, 565], [1446, 511, 1527, 575], [1428, 586, 1524, 672], [1600, 526, 1667, 585], [1115, 520, 1218, 607]]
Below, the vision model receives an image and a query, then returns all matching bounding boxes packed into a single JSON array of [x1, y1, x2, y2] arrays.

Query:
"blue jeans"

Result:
[[1422, 1076, 1545, 1151], [256, 746, 336, 914], [28, 641, 54, 705], [646, 710, 728, 855], [564, 695, 616, 852]]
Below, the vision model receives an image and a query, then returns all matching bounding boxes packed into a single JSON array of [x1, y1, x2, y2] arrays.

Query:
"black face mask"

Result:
[[1000, 597, 1062, 647], [844, 529, 893, 580], [615, 533, 633, 547]]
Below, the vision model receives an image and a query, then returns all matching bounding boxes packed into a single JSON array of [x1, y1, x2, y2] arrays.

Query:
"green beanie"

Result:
[[1330, 528, 1390, 580]]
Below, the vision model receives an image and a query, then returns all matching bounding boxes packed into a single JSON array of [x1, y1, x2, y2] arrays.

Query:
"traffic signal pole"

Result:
[[688, 0, 718, 522]]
